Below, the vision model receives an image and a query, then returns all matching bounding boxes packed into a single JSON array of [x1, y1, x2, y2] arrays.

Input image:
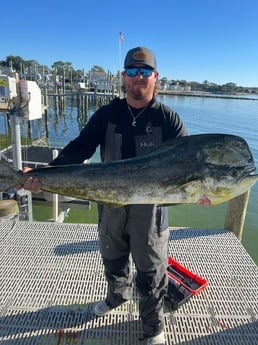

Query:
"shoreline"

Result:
[[158, 90, 258, 100]]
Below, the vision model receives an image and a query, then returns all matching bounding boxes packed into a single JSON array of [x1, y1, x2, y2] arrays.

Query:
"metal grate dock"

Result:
[[0, 222, 257, 344]]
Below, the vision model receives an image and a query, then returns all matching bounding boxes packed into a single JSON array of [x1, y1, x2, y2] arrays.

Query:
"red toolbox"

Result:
[[165, 256, 208, 310]]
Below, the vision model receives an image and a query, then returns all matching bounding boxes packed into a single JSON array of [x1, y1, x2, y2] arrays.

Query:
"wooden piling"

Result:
[[224, 190, 250, 241]]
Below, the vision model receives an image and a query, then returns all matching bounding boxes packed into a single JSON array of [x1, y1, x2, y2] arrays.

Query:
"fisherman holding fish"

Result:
[[19, 47, 211, 345]]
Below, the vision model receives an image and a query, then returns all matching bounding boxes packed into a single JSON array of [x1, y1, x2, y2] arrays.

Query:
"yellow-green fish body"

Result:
[[0, 134, 257, 206]]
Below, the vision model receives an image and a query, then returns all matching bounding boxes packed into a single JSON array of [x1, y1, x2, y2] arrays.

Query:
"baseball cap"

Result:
[[124, 47, 157, 70]]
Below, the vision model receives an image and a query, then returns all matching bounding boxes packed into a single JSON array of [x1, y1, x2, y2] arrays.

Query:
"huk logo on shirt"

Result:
[[135, 126, 162, 156], [140, 141, 156, 148]]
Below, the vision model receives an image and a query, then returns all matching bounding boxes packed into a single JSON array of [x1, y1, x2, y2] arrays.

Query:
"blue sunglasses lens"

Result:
[[125, 67, 153, 77]]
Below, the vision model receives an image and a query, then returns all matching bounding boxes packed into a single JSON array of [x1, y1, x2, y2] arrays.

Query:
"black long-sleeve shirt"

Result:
[[50, 97, 188, 165]]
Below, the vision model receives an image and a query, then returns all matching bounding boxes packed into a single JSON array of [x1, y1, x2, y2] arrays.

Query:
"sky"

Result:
[[1, 0, 258, 87]]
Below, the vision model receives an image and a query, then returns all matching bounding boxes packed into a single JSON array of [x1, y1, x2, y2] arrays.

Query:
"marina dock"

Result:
[[0, 221, 257, 344]]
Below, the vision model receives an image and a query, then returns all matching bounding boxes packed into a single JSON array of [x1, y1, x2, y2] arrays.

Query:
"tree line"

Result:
[[159, 78, 257, 94], [1, 55, 257, 94]]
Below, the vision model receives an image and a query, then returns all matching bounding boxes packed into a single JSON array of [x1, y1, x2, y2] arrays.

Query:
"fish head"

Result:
[[200, 134, 257, 204], [203, 134, 255, 172]]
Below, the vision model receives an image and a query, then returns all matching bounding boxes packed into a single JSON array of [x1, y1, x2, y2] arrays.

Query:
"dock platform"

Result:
[[0, 222, 257, 344]]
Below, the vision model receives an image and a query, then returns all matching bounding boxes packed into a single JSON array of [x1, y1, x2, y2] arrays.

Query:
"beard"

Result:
[[126, 83, 150, 100]]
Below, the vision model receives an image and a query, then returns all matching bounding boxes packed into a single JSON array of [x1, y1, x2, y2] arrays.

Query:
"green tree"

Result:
[[159, 77, 168, 88], [0, 55, 24, 71], [52, 61, 72, 74], [91, 65, 105, 73]]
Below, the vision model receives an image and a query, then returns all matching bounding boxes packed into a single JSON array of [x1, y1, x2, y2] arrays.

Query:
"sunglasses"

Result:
[[125, 67, 154, 77]]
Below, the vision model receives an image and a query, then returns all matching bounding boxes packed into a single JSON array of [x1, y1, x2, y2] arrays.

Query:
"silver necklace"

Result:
[[127, 104, 148, 127]]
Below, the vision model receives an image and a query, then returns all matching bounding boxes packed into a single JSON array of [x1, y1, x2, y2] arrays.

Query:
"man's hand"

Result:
[[16, 167, 42, 193]]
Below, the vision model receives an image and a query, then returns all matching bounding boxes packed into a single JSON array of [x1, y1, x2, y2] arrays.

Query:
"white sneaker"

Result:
[[93, 300, 112, 316], [146, 331, 165, 345]]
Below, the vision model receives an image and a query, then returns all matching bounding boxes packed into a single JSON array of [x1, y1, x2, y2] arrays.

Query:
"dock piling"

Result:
[[224, 190, 250, 240]]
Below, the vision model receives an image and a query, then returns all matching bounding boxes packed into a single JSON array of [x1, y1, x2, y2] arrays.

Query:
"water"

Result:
[[8, 94, 258, 264]]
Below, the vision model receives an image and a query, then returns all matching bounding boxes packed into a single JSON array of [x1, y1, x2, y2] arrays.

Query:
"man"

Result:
[[21, 47, 208, 345]]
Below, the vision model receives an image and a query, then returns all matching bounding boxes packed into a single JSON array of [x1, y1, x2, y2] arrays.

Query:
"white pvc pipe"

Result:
[[52, 149, 59, 222]]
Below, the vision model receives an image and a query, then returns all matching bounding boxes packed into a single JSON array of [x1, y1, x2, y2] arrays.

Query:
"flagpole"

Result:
[[118, 32, 125, 97], [118, 33, 122, 97]]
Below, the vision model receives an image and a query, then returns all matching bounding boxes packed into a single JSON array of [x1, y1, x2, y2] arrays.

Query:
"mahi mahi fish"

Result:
[[0, 133, 257, 206]]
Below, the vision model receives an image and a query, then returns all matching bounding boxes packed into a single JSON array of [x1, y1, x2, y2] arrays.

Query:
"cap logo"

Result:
[[133, 51, 149, 61]]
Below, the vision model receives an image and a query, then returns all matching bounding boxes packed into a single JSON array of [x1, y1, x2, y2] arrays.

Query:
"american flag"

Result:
[[119, 32, 125, 43]]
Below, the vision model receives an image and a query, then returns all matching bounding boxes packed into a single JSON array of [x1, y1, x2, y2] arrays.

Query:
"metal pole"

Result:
[[10, 73, 23, 170], [52, 149, 59, 222], [118, 34, 122, 97], [10, 114, 22, 170]]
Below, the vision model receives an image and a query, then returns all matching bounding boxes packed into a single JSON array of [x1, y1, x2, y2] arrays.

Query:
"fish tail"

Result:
[[0, 159, 19, 191]]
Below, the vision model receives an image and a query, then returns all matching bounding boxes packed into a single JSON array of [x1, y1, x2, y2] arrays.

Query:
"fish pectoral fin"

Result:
[[156, 179, 201, 203], [159, 179, 200, 194]]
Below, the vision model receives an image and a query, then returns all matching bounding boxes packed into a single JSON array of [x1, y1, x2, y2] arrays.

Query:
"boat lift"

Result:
[[0, 73, 90, 222]]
